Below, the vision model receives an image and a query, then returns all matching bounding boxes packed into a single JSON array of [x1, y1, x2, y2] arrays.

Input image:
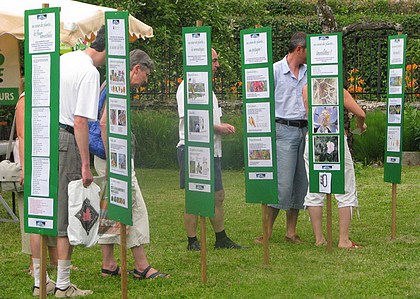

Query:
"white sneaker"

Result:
[[54, 284, 93, 298], [32, 280, 56, 296]]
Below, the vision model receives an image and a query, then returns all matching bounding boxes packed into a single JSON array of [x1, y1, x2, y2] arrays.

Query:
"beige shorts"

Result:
[[303, 135, 358, 208], [94, 156, 150, 247]]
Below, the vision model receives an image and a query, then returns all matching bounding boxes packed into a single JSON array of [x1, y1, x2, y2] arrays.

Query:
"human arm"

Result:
[[343, 89, 367, 133], [15, 96, 25, 185], [214, 123, 235, 135], [74, 115, 93, 187]]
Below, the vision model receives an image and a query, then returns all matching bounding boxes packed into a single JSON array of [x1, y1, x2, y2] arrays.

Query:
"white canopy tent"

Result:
[[0, 0, 153, 45]]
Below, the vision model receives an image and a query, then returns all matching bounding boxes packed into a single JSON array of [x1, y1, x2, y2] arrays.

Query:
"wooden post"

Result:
[[391, 183, 397, 239], [261, 204, 269, 265], [120, 224, 127, 299], [39, 235, 47, 299], [326, 194, 333, 253], [200, 216, 207, 284]]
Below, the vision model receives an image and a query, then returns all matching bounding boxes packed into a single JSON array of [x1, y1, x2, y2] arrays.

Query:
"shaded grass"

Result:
[[0, 166, 419, 298]]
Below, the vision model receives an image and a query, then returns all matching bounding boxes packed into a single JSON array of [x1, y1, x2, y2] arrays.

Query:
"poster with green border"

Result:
[[105, 11, 132, 226], [240, 27, 278, 204], [384, 34, 407, 184], [0, 34, 20, 106], [182, 26, 215, 217], [24, 7, 60, 236], [307, 33, 345, 194]]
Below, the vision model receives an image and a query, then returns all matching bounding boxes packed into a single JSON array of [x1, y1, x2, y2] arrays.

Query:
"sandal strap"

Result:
[[102, 266, 120, 276], [133, 265, 152, 279], [148, 271, 168, 279]]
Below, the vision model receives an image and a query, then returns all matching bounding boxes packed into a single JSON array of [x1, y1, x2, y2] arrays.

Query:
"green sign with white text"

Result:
[[307, 33, 345, 194], [182, 26, 215, 217], [240, 27, 278, 204], [24, 7, 60, 236], [384, 34, 407, 184], [105, 11, 133, 226]]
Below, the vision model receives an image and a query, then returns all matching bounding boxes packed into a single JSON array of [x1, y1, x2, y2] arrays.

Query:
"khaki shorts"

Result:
[[94, 156, 150, 247], [57, 129, 82, 236]]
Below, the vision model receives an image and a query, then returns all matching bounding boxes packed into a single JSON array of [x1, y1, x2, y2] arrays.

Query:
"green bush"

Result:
[[131, 109, 179, 169], [351, 110, 386, 164], [403, 104, 420, 151]]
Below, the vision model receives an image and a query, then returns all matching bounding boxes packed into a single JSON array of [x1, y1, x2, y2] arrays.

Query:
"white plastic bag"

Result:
[[67, 179, 101, 247]]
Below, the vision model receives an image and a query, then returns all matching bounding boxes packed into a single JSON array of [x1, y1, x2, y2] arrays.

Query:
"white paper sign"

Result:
[[319, 172, 332, 194], [390, 38, 404, 65], [109, 137, 128, 176], [31, 157, 50, 197], [32, 54, 51, 107], [246, 102, 271, 133], [110, 178, 128, 208], [32, 107, 50, 157], [245, 68, 270, 99], [387, 126, 401, 152], [243, 32, 268, 64], [247, 137, 273, 167], [107, 19, 126, 56], [28, 197, 53, 216], [109, 97, 128, 136], [185, 33, 208, 66], [310, 35, 338, 65], [188, 146, 211, 180], [28, 13, 56, 54], [186, 72, 209, 105]]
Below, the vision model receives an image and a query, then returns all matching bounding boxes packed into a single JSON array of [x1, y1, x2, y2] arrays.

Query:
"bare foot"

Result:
[[338, 241, 362, 249]]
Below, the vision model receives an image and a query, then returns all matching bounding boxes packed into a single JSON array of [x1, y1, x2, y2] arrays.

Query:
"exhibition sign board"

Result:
[[24, 7, 60, 235], [384, 35, 407, 184], [105, 11, 132, 225], [240, 26, 278, 204], [182, 26, 215, 217], [307, 33, 345, 194]]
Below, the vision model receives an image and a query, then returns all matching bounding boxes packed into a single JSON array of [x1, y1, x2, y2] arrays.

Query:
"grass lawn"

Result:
[[0, 166, 419, 298]]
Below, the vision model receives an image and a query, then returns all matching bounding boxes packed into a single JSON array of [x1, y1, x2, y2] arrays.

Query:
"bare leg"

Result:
[[30, 234, 41, 259], [101, 244, 118, 275], [337, 207, 355, 248], [131, 245, 159, 278], [285, 208, 299, 238], [307, 206, 326, 245], [48, 246, 58, 266], [57, 237, 72, 260], [209, 189, 225, 232], [184, 212, 198, 237], [266, 206, 279, 240]]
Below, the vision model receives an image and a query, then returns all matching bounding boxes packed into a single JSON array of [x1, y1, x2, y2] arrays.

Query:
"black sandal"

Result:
[[101, 265, 120, 276], [133, 265, 169, 280]]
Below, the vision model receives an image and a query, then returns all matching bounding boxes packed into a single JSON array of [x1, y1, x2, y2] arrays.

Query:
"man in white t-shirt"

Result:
[[33, 26, 106, 298], [176, 48, 244, 250]]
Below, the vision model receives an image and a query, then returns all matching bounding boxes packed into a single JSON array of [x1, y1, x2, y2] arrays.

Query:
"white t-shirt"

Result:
[[176, 81, 222, 157], [59, 50, 100, 126]]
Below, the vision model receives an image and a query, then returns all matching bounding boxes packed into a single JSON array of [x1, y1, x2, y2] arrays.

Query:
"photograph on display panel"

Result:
[[312, 106, 339, 134], [188, 109, 210, 143], [387, 98, 402, 124], [311, 77, 339, 105], [186, 72, 209, 105], [313, 135, 340, 163]]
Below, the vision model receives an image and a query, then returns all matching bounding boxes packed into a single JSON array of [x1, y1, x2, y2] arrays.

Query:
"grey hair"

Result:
[[288, 32, 307, 53], [129, 49, 154, 72]]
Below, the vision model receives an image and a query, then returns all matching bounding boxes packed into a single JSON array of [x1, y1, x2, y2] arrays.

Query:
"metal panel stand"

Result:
[[0, 193, 19, 222]]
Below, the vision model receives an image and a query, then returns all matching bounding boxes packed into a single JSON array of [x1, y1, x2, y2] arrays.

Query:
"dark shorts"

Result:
[[58, 129, 82, 236], [177, 145, 223, 191]]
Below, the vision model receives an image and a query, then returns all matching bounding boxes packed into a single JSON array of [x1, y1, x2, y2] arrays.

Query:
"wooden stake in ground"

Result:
[[261, 204, 269, 265], [391, 183, 397, 239], [326, 194, 333, 253], [38, 235, 47, 299], [200, 216, 207, 283], [120, 224, 127, 299]]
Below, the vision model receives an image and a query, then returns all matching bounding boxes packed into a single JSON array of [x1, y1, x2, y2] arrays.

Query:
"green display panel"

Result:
[[24, 7, 60, 235], [105, 12, 132, 226], [240, 27, 278, 204], [307, 33, 345, 194], [384, 34, 407, 184], [182, 26, 215, 217], [0, 34, 20, 106]]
